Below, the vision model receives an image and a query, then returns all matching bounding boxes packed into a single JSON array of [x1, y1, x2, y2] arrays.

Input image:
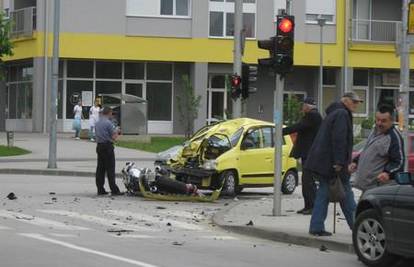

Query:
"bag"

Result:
[[328, 175, 346, 203], [72, 118, 81, 131]]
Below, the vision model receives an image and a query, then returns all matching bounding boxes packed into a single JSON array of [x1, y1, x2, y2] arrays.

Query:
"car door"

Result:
[[238, 127, 273, 185], [392, 184, 414, 255]]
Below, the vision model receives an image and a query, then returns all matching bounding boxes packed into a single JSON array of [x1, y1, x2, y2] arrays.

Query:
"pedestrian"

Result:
[[305, 92, 363, 236], [95, 107, 123, 196], [283, 97, 322, 215], [88, 100, 101, 142], [350, 105, 405, 193], [73, 101, 83, 140]]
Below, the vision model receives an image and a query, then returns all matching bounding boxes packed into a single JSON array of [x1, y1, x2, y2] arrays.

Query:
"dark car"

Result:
[[352, 172, 414, 267]]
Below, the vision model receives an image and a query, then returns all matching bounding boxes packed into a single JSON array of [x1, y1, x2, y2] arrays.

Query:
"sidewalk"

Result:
[[0, 132, 156, 176], [213, 190, 362, 254]]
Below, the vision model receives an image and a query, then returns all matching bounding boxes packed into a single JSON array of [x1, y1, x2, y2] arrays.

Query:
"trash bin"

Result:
[[6, 131, 14, 148]]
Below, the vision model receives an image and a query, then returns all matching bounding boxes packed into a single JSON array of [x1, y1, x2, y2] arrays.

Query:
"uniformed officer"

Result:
[[95, 107, 123, 196]]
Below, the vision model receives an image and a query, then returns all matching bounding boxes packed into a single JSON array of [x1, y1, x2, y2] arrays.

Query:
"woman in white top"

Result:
[[88, 100, 101, 142], [73, 101, 83, 139]]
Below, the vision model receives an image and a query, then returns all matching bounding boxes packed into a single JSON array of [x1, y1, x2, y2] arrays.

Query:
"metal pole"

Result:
[[232, 0, 242, 118], [400, 0, 410, 172], [318, 18, 326, 113], [47, 0, 60, 169], [273, 73, 284, 216], [42, 0, 49, 134]]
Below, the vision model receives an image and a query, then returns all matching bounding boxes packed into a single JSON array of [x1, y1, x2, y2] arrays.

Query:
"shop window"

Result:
[[124, 62, 145, 80], [66, 80, 93, 119], [147, 83, 172, 121], [211, 75, 226, 88], [96, 81, 122, 106], [96, 62, 122, 79], [67, 61, 93, 78], [353, 69, 369, 86], [147, 63, 172, 81], [323, 69, 336, 85]]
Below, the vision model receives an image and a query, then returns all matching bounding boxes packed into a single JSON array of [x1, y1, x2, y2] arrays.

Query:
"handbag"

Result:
[[328, 175, 346, 203]]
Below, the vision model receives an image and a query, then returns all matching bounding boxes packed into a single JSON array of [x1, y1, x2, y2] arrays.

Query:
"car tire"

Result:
[[282, 170, 298, 195], [220, 171, 238, 197], [352, 209, 397, 267]]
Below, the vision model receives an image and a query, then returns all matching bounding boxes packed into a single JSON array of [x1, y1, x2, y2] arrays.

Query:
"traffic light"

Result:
[[257, 37, 276, 67], [275, 15, 295, 75], [230, 74, 242, 99], [242, 63, 258, 99]]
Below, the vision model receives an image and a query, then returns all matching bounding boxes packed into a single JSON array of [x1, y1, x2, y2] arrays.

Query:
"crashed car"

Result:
[[158, 118, 298, 196]]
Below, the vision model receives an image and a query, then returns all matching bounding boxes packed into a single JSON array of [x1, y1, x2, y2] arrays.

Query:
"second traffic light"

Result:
[[242, 63, 258, 99], [230, 74, 242, 99]]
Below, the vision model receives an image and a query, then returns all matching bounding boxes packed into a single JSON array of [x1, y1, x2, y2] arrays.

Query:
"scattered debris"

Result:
[[44, 202, 53, 205], [166, 222, 172, 227], [233, 197, 239, 201], [156, 206, 167, 210], [253, 244, 257, 248], [107, 229, 134, 233], [319, 245, 328, 252], [51, 197, 57, 202], [49, 192, 56, 195], [224, 203, 229, 206], [246, 220, 254, 226], [172, 241, 184, 246], [145, 223, 153, 227], [126, 216, 133, 221], [15, 216, 34, 221], [285, 209, 295, 213], [6, 193, 17, 200]]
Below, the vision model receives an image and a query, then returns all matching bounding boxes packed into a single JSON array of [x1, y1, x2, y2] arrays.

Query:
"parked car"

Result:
[[158, 118, 298, 196], [352, 133, 414, 174], [352, 172, 414, 266]]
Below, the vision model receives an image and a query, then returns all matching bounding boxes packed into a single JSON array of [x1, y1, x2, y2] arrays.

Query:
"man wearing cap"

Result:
[[305, 92, 363, 236], [95, 107, 123, 196], [283, 97, 322, 215]]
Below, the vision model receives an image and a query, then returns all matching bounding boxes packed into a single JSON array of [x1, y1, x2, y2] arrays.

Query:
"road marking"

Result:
[[19, 233, 160, 267], [0, 210, 89, 231], [38, 210, 157, 232], [103, 210, 204, 231], [49, 233, 79, 238]]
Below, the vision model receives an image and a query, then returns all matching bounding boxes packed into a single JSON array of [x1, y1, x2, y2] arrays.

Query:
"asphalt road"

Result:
[[0, 174, 410, 267]]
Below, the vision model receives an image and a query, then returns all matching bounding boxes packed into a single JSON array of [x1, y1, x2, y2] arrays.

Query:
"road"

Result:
[[0, 174, 409, 267]]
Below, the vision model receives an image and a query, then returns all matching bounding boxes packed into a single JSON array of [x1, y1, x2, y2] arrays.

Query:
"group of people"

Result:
[[284, 92, 405, 236], [72, 100, 102, 142]]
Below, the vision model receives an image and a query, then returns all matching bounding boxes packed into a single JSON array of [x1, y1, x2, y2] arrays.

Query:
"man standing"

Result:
[[305, 92, 363, 236], [95, 107, 123, 196], [283, 97, 322, 215], [350, 105, 405, 192]]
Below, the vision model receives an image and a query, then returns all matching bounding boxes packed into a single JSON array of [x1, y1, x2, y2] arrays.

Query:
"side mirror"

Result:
[[395, 172, 413, 185]]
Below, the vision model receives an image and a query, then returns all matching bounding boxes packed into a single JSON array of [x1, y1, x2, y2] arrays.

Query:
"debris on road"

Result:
[[107, 229, 134, 234], [6, 193, 17, 200], [172, 241, 185, 246], [319, 245, 328, 252], [156, 206, 167, 210], [166, 222, 172, 226], [49, 192, 56, 195], [246, 220, 254, 226]]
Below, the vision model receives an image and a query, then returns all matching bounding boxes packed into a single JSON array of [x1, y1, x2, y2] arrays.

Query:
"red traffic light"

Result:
[[278, 18, 293, 33], [231, 75, 241, 87]]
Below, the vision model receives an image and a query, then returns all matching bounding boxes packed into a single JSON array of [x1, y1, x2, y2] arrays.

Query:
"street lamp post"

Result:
[[317, 16, 326, 113]]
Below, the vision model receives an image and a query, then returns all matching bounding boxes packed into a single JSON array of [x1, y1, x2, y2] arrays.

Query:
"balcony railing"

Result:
[[351, 19, 401, 43], [10, 7, 36, 38]]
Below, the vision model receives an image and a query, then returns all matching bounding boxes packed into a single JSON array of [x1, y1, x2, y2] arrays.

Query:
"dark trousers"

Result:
[[302, 157, 316, 210], [96, 143, 120, 194]]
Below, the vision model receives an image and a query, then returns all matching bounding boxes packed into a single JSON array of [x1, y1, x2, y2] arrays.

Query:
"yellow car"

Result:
[[164, 118, 298, 196]]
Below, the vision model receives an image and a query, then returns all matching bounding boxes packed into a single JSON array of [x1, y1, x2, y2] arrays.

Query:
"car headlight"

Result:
[[202, 159, 217, 170]]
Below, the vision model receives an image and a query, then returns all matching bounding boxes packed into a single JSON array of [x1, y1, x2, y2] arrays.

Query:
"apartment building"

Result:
[[0, 0, 413, 134]]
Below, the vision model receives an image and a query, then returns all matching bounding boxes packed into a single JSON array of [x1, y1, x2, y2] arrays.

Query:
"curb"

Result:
[[212, 202, 354, 254], [0, 168, 123, 178]]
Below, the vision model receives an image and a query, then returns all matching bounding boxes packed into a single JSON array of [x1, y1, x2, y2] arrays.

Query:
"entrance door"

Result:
[[207, 75, 228, 125]]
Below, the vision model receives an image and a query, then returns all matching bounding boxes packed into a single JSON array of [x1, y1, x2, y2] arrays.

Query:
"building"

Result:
[[0, 0, 413, 134]]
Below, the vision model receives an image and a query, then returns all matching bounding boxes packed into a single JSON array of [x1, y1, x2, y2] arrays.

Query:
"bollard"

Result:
[[6, 131, 14, 148]]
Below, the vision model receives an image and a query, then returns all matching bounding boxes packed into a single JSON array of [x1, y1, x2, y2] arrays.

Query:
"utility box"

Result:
[[99, 94, 148, 135]]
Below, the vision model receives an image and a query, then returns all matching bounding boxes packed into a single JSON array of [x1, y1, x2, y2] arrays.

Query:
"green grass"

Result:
[[0, 145, 31, 157], [116, 137, 187, 153]]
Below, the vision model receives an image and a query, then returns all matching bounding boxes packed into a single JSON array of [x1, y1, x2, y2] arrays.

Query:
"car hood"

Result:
[[361, 182, 400, 198]]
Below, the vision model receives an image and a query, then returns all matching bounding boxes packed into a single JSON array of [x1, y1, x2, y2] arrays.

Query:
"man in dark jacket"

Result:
[[305, 92, 363, 236], [283, 97, 322, 214]]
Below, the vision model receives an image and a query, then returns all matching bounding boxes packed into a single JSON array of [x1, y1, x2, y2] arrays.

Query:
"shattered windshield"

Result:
[[230, 128, 244, 147]]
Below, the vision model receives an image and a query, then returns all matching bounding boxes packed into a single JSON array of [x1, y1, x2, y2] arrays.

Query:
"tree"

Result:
[[283, 95, 302, 127], [0, 11, 13, 80], [176, 75, 202, 138]]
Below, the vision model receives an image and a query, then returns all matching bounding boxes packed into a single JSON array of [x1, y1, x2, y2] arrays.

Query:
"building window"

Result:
[[323, 68, 336, 86], [67, 61, 93, 78], [6, 63, 33, 119], [127, 0, 191, 17], [66, 80, 93, 119], [209, 0, 256, 38], [147, 83, 172, 121], [124, 62, 145, 80], [306, 0, 336, 24], [354, 69, 369, 86], [96, 62, 122, 79], [354, 87, 368, 116]]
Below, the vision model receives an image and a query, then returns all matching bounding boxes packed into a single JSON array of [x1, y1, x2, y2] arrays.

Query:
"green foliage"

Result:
[[176, 75, 202, 138], [0, 11, 14, 80], [283, 95, 302, 126], [116, 137, 186, 153], [361, 116, 375, 130]]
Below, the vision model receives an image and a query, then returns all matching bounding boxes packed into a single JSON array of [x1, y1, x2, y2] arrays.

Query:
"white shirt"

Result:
[[73, 105, 83, 119], [89, 105, 100, 127]]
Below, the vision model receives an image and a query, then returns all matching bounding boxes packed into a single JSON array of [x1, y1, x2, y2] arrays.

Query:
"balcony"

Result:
[[351, 19, 401, 43], [10, 7, 36, 39]]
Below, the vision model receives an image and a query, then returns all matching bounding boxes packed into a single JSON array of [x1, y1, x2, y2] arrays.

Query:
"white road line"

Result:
[[38, 210, 157, 232], [19, 233, 160, 267], [103, 210, 204, 231], [0, 210, 89, 231]]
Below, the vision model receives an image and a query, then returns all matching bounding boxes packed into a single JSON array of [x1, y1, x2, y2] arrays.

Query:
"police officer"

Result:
[[95, 107, 123, 196]]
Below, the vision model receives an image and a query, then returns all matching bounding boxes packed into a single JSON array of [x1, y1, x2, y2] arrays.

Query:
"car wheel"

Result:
[[220, 171, 238, 197], [282, 170, 297, 195], [353, 209, 396, 267]]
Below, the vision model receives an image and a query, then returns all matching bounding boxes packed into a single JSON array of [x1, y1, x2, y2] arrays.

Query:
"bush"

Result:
[[361, 117, 375, 130], [283, 95, 302, 127]]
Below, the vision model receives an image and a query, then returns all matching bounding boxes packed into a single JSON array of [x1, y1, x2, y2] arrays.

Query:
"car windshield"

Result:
[[208, 134, 231, 148], [230, 128, 244, 147]]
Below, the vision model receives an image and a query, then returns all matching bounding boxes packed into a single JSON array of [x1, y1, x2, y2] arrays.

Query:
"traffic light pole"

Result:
[[272, 73, 284, 216], [232, 0, 243, 118], [400, 0, 410, 172]]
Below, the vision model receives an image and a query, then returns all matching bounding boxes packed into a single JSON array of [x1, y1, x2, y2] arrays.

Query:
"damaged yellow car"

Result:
[[156, 118, 298, 196]]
